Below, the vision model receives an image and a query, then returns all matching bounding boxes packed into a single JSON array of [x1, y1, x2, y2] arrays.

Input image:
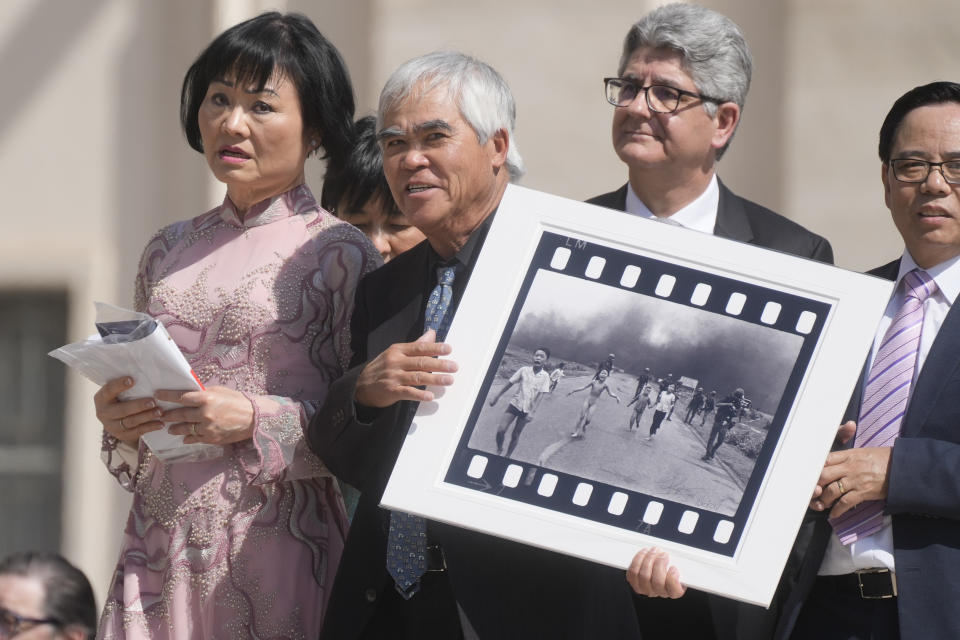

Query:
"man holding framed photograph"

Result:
[[777, 81, 960, 640], [308, 51, 640, 640]]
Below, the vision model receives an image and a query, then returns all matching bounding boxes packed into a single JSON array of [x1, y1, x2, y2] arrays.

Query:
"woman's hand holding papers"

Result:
[[159, 387, 255, 445], [94, 377, 164, 445]]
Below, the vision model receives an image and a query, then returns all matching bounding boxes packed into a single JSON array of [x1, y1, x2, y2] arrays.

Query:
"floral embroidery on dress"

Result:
[[98, 185, 381, 639]]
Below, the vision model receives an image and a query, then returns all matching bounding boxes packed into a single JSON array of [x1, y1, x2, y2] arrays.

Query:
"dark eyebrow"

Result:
[[894, 150, 960, 160], [209, 77, 278, 97]]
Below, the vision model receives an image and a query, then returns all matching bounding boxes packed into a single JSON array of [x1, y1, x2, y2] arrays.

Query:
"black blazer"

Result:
[[774, 259, 960, 639], [586, 181, 834, 263], [309, 240, 642, 639]]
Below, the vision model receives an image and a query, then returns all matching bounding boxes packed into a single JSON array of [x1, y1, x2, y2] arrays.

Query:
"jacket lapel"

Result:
[[713, 179, 754, 243], [903, 293, 960, 437], [587, 183, 628, 211], [366, 242, 431, 356]]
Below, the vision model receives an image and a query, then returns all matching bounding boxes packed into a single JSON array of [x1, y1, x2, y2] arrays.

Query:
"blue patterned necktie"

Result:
[[386, 264, 457, 598]]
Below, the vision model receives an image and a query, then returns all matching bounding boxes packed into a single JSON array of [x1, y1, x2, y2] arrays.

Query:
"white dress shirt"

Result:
[[819, 250, 960, 575], [624, 174, 719, 234]]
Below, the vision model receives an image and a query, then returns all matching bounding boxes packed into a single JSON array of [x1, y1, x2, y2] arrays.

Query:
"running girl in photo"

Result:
[[567, 369, 620, 438]]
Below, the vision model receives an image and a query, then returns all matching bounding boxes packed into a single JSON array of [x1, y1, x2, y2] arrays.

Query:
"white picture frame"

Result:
[[381, 184, 893, 607]]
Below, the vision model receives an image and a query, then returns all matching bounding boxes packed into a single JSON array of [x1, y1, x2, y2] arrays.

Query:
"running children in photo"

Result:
[[627, 380, 655, 431], [593, 353, 616, 380], [567, 369, 620, 438], [548, 362, 566, 392], [647, 384, 677, 439], [489, 348, 552, 457]]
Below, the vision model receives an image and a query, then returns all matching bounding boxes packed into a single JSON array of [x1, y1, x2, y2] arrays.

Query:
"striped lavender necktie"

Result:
[[830, 269, 937, 544]]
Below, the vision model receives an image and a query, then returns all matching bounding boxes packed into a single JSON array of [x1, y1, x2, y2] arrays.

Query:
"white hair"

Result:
[[378, 51, 525, 180]]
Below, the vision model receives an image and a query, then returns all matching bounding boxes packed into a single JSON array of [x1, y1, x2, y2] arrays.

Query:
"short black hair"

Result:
[[180, 12, 355, 171], [878, 81, 960, 162], [535, 347, 551, 359], [320, 116, 400, 215], [0, 551, 97, 638]]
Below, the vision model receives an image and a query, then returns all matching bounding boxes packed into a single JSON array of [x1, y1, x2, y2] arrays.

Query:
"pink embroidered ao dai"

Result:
[[98, 185, 381, 639]]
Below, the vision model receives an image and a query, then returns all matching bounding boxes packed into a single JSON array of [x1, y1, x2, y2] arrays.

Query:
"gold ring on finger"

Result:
[[190, 423, 198, 437], [837, 479, 845, 494]]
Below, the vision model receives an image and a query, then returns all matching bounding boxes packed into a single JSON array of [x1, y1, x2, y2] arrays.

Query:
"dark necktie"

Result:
[[386, 264, 457, 597], [830, 269, 936, 544]]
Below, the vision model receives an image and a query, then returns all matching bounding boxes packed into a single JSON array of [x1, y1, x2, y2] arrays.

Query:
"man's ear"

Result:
[[881, 162, 893, 209], [489, 128, 509, 169], [711, 102, 741, 150]]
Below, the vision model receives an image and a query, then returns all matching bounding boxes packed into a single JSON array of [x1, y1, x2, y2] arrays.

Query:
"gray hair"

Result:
[[619, 3, 752, 157], [377, 51, 525, 180]]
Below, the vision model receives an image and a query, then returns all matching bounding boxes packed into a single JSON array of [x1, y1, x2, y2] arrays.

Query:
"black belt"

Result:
[[819, 569, 898, 599]]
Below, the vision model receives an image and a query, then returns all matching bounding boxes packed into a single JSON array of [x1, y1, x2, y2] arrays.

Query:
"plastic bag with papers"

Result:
[[48, 302, 223, 463]]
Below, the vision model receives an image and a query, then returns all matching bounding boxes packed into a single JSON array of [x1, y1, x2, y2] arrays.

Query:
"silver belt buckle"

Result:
[[856, 568, 897, 599]]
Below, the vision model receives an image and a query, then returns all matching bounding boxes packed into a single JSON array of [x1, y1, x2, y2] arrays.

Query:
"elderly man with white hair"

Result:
[[309, 51, 640, 640]]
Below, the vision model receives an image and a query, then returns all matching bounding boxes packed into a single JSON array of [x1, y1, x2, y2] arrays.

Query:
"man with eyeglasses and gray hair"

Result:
[[311, 50, 641, 640], [601, 3, 835, 640], [590, 3, 832, 261]]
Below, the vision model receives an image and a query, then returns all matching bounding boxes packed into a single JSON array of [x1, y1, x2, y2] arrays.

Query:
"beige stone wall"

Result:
[[3, 0, 958, 606], [783, 0, 960, 271]]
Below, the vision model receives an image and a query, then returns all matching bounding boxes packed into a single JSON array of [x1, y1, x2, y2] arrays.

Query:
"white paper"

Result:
[[49, 302, 222, 462]]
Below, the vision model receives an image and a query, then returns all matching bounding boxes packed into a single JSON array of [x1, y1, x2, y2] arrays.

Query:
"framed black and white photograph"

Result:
[[381, 185, 893, 606]]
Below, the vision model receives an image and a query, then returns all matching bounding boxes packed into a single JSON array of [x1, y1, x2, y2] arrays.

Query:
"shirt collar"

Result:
[[427, 207, 496, 273], [898, 250, 960, 306], [624, 174, 719, 234]]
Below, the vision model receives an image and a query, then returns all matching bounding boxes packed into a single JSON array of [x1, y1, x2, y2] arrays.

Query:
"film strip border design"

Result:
[[445, 230, 831, 555]]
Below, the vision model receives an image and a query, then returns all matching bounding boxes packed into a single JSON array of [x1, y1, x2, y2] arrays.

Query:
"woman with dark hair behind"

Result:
[[0, 551, 97, 639], [321, 115, 425, 261], [91, 12, 379, 638]]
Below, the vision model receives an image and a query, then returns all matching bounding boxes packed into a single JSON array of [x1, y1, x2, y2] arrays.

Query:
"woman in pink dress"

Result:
[[91, 13, 380, 638]]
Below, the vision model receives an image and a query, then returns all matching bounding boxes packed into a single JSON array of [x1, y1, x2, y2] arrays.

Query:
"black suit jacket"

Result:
[[587, 181, 834, 640], [774, 259, 960, 639], [309, 239, 641, 639], [586, 181, 834, 263]]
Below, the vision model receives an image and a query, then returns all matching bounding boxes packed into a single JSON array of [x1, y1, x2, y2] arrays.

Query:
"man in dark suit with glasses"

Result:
[[589, 3, 833, 264], [604, 4, 835, 640]]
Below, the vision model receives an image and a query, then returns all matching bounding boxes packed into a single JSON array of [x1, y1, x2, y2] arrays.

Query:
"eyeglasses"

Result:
[[890, 158, 960, 184], [603, 77, 722, 113], [0, 606, 59, 637]]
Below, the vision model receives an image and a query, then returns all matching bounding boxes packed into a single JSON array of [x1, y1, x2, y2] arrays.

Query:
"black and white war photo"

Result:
[[467, 267, 805, 518]]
